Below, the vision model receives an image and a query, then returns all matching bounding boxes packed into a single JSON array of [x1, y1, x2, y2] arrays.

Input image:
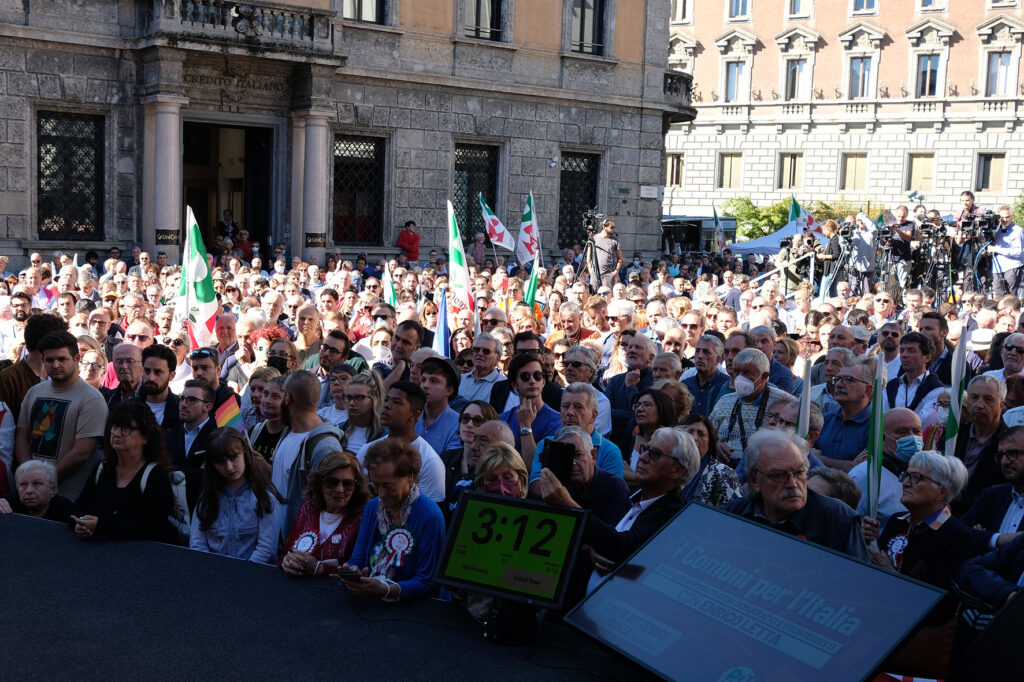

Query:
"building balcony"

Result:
[[145, 0, 335, 54], [663, 71, 698, 126]]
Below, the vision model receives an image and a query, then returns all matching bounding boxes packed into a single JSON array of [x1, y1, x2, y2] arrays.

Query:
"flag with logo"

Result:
[[479, 193, 515, 252], [713, 206, 726, 252], [945, 332, 968, 459], [447, 200, 474, 318], [173, 206, 218, 350], [516, 191, 542, 267], [865, 358, 886, 522], [789, 196, 821, 234], [431, 286, 450, 358], [381, 260, 398, 307]]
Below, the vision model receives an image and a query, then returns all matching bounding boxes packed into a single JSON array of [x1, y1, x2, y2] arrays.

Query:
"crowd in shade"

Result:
[[3, 209, 1024, 662]]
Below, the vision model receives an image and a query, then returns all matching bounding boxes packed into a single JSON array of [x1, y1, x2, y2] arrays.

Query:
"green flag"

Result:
[[173, 206, 218, 349]]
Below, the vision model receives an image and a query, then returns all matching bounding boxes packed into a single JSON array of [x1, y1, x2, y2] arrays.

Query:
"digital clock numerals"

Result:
[[469, 507, 558, 557]]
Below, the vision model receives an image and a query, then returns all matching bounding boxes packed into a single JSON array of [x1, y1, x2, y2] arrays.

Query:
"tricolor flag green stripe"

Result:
[[865, 357, 886, 523], [945, 332, 968, 459]]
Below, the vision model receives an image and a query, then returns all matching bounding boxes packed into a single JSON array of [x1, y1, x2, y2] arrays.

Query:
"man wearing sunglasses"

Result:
[[457, 332, 504, 402], [728, 429, 870, 561], [499, 353, 562, 454]]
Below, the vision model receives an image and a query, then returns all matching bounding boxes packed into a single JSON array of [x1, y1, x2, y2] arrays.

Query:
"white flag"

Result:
[[173, 207, 219, 350], [479, 194, 515, 252], [516, 191, 542, 266]]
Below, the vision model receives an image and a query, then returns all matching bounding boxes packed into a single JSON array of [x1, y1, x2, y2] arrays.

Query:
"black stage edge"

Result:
[[0, 515, 644, 680]]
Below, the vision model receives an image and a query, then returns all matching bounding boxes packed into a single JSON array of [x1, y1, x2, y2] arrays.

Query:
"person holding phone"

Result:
[[534, 425, 629, 526]]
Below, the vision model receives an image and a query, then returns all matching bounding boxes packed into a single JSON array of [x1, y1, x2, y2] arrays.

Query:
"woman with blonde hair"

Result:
[[339, 371, 386, 453]]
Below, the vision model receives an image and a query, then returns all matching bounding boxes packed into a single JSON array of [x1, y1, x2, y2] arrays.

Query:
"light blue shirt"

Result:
[[990, 223, 1024, 273], [189, 482, 280, 564], [457, 369, 503, 402], [183, 418, 210, 456], [415, 405, 462, 455]]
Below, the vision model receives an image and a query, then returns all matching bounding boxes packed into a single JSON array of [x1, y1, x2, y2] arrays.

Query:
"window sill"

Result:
[[560, 51, 619, 66], [452, 36, 519, 52], [786, 13, 812, 20], [336, 19, 405, 36], [727, 16, 751, 22]]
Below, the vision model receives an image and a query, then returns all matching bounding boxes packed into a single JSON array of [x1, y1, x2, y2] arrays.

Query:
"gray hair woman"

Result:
[[868, 451, 974, 605], [0, 460, 75, 522]]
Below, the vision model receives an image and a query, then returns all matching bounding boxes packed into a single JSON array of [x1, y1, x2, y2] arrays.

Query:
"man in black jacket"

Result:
[[164, 379, 218, 507], [187, 346, 241, 429], [949, 375, 1008, 515], [962, 425, 1024, 554]]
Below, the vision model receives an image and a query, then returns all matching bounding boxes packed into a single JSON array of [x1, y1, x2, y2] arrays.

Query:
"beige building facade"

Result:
[[0, 0, 693, 265], [665, 0, 1024, 220]]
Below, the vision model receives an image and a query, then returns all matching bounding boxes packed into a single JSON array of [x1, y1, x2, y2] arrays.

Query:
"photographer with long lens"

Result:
[[890, 205, 917, 292], [954, 191, 987, 292], [984, 205, 1024, 297]]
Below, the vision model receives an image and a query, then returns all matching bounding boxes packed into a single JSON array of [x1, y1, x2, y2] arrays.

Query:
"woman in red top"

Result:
[[396, 220, 420, 262], [280, 452, 369, 577]]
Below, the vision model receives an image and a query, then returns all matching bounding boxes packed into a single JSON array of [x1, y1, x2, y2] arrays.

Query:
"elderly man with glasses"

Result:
[[818, 359, 878, 472], [984, 332, 1024, 382], [457, 332, 504, 402], [727, 429, 870, 560], [563, 346, 612, 436]]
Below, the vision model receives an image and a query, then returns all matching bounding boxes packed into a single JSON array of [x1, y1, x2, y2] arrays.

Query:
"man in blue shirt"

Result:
[[500, 353, 561, 455], [415, 357, 462, 455], [683, 335, 730, 417], [818, 361, 875, 471]]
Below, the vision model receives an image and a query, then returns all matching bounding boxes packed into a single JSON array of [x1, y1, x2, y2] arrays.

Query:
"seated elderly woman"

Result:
[[0, 460, 74, 522], [680, 414, 742, 508], [281, 452, 369, 577], [863, 451, 974, 605], [72, 402, 178, 543], [339, 438, 446, 601]]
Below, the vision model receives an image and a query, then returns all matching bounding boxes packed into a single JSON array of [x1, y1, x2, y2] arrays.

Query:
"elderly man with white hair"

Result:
[[709, 348, 790, 463], [603, 299, 637, 365], [727, 429, 870, 560], [749, 325, 795, 393], [985, 332, 1024, 382], [546, 302, 599, 349]]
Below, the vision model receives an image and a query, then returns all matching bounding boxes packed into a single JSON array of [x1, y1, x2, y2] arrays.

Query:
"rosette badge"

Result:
[[384, 528, 414, 567], [293, 531, 319, 553]]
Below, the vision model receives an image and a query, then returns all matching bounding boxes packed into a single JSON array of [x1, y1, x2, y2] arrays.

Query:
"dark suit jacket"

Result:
[[163, 418, 218, 508], [950, 420, 1008, 516], [583, 488, 685, 563], [957, 533, 1024, 606], [962, 483, 1024, 554]]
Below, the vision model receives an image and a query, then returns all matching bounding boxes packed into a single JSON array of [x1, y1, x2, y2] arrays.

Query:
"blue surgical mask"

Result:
[[893, 434, 924, 463]]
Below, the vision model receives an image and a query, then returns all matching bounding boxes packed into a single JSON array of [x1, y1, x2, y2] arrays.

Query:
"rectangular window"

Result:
[[729, 0, 749, 18], [917, 54, 939, 97], [853, 0, 875, 10], [571, 0, 605, 56], [465, 0, 501, 40], [849, 56, 872, 98], [672, 0, 688, 22], [906, 154, 934, 192], [840, 153, 868, 191], [977, 153, 1006, 192], [332, 135, 385, 245], [718, 153, 742, 189], [37, 111, 104, 241], [725, 61, 745, 102], [558, 152, 601, 247], [785, 59, 805, 100], [453, 144, 500, 244], [342, 0, 385, 22], [778, 153, 803, 190], [987, 51, 1012, 96], [790, 0, 803, 13], [666, 154, 684, 187]]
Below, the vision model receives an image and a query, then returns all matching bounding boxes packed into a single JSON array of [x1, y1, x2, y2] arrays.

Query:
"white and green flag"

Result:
[[173, 206, 218, 350], [381, 259, 398, 307], [479, 193, 515, 252], [516, 191, 542, 267], [447, 200, 474, 317], [865, 357, 886, 522], [713, 206, 725, 252], [945, 332, 968, 459]]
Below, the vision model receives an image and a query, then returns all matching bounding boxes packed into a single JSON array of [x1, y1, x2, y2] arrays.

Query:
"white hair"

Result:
[[14, 459, 58, 489], [745, 429, 809, 477], [909, 451, 968, 502], [733, 347, 770, 375], [650, 427, 700, 489]]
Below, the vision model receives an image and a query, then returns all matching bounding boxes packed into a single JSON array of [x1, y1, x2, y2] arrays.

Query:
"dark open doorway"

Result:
[[182, 122, 273, 259]]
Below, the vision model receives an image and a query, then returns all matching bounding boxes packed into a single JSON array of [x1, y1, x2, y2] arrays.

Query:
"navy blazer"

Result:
[[950, 420, 1007, 516], [957, 533, 1024, 606], [163, 418, 218, 508], [962, 483, 1024, 555]]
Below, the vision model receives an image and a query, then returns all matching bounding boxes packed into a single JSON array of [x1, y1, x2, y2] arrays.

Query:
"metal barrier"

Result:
[[748, 252, 816, 300]]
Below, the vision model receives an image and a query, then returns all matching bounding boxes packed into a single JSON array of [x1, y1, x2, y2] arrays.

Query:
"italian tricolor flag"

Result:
[[945, 332, 968, 459], [865, 357, 886, 522], [174, 207, 218, 350], [447, 200, 474, 318]]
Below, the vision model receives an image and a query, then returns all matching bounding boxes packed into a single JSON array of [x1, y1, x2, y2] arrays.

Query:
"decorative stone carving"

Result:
[[234, 5, 264, 40]]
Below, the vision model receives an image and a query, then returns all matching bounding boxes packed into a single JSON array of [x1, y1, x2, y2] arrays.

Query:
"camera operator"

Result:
[[777, 232, 816, 294], [889, 205, 917, 291], [954, 191, 987, 287], [849, 214, 877, 296], [985, 205, 1024, 296], [591, 219, 624, 289], [819, 219, 843, 296]]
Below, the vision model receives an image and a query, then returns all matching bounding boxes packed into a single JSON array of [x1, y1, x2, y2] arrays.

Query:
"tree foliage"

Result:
[[810, 197, 888, 223], [721, 197, 791, 240], [1014, 187, 1024, 227]]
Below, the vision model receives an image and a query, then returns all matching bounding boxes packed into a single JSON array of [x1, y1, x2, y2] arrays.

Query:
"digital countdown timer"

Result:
[[434, 491, 588, 608]]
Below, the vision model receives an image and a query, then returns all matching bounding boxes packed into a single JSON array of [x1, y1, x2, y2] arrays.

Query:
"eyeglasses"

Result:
[[899, 471, 938, 486], [457, 360, 474, 369], [459, 414, 487, 426], [180, 396, 212, 406], [110, 425, 139, 436], [162, 337, 186, 347], [481, 318, 500, 326], [765, 413, 797, 429], [189, 348, 217, 361], [518, 370, 544, 383], [329, 374, 351, 384], [874, 299, 892, 304], [320, 345, 345, 355], [343, 394, 369, 403], [372, 314, 391, 321], [82, 361, 105, 371], [758, 468, 808, 484], [472, 346, 493, 356], [323, 476, 356, 490], [126, 333, 150, 342], [1005, 344, 1024, 354], [566, 360, 590, 369], [832, 375, 871, 387], [267, 351, 292, 360], [681, 323, 701, 330], [638, 444, 679, 464]]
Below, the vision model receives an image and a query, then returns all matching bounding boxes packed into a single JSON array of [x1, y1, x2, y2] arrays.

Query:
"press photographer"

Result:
[[954, 190, 989, 291], [984, 205, 1024, 296], [849, 213, 878, 296], [890, 206, 917, 291], [777, 231, 819, 294]]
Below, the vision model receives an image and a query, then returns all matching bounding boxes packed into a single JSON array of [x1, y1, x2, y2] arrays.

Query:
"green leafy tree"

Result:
[[811, 197, 888, 223], [1014, 187, 1024, 226], [722, 197, 791, 240]]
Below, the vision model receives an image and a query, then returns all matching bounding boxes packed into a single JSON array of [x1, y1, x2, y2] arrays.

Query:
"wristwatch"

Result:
[[520, 426, 533, 436]]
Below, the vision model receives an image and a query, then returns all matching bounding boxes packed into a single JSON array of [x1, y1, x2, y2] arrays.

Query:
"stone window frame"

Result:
[[775, 27, 820, 102], [905, 18, 954, 99], [29, 102, 116, 244], [838, 151, 870, 193], [451, 135, 507, 226], [716, 151, 744, 190], [776, 151, 804, 190], [714, 28, 757, 104], [976, 15, 1024, 98], [671, 0, 694, 26], [916, 0, 947, 13], [328, 128, 394, 247], [849, 0, 878, 17], [786, 0, 812, 20], [974, 151, 1008, 194], [562, 0, 618, 59], [726, 0, 751, 23], [838, 22, 885, 100], [334, 0, 397, 25], [455, 0, 516, 44], [669, 32, 697, 74], [904, 151, 935, 193]]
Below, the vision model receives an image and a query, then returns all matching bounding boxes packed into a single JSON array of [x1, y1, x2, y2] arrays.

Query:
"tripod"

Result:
[[922, 236, 955, 304], [569, 235, 603, 293], [821, 237, 853, 298]]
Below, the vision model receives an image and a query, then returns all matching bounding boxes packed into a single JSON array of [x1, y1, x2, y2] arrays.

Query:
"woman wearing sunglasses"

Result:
[[439, 400, 499, 514], [280, 452, 369, 577]]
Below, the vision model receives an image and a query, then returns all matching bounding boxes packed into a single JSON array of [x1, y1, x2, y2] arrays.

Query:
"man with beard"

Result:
[[138, 343, 180, 430], [877, 322, 902, 382], [0, 291, 31, 357]]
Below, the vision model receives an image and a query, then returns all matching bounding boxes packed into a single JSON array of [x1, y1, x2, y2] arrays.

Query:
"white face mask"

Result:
[[734, 375, 757, 398]]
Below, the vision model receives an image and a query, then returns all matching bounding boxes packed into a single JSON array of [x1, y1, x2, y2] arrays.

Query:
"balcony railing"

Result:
[[664, 72, 693, 108], [147, 0, 334, 53]]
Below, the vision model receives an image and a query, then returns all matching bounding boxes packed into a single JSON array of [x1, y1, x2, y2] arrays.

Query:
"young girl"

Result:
[[190, 428, 283, 564]]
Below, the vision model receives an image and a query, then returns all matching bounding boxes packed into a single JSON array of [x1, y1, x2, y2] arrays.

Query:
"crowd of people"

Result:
[[1, 227, 1023, 666]]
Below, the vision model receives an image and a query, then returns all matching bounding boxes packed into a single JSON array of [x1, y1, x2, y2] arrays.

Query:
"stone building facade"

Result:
[[0, 0, 693, 266], [665, 1, 1024, 219]]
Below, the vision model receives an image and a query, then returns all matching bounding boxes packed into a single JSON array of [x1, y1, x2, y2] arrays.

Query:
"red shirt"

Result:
[[396, 229, 420, 262]]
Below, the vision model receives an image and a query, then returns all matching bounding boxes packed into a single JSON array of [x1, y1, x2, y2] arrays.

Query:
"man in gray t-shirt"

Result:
[[592, 219, 624, 289]]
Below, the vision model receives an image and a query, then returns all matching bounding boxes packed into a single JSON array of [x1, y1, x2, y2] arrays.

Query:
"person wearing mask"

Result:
[[14, 330, 107, 501], [986, 204, 1024, 297], [683, 335, 730, 418], [163, 379, 218, 507], [961, 425, 1024, 554], [137, 344, 180, 430], [848, 408, 920, 527], [710, 348, 789, 466]]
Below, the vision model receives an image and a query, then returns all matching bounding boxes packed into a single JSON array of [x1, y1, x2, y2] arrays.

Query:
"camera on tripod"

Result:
[[583, 209, 604, 238], [960, 211, 998, 241]]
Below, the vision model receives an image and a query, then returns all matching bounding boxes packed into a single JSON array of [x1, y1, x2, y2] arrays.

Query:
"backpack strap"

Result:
[[301, 432, 336, 472], [139, 462, 158, 493]]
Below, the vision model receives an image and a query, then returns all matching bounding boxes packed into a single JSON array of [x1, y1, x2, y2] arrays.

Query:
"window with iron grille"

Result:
[[333, 135, 385, 245], [558, 152, 600, 248], [453, 144, 500, 245], [571, 0, 605, 56], [37, 111, 104, 241], [465, 0, 502, 40]]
